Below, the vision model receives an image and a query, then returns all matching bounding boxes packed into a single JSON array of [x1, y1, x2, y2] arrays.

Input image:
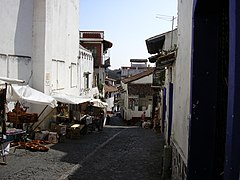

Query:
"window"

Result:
[[52, 59, 65, 90], [84, 72, 91, 89], [138, 98, 147, 111], [71, 63, 77, 88]]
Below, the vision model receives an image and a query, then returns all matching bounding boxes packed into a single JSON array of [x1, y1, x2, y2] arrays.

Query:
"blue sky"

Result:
[[80, 0, 177, 69]]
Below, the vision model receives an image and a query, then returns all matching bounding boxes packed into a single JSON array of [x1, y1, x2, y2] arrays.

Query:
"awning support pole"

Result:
[[38, 105, 48, 119], [32, 108, 55, 132], [28, 105, 52, 134]]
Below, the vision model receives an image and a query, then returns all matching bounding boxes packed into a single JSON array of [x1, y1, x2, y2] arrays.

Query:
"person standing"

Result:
[[140, 111, 146, 127], [106, 114, 110, 125], [86, 102, 94, 116]]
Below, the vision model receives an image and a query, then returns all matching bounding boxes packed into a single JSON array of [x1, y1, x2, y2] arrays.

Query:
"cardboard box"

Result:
[[48, 132, 58, 144], [58, 125, 67, 135], [50, 123, 66, 135], [35, 132, 44, 140], [35, 131, 49, 140]]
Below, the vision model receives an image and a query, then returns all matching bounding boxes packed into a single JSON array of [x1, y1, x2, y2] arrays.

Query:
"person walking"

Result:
[[140, 111, 146, 127]]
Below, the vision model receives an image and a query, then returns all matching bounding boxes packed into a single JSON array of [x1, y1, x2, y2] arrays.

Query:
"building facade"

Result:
[[120, 68, 154, 123], [148, 0, 240, 179], [79, 45, 94, 98], [80, 31, 113, 92], [121, 59, 149, 79], [0, 0, 80, 129]]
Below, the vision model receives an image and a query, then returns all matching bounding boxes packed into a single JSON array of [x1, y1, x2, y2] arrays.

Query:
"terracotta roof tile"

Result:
[[122, 68, 154, 84], [128, 84, 155, 96], [104, 84, 118, 92]]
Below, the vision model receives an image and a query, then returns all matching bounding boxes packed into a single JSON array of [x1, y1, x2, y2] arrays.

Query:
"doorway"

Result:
[[188, 0, 229, 179]]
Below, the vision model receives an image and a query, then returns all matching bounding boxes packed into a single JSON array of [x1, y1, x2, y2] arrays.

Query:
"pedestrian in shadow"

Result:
[[140, 111, 146, 127], [106, 114, 110, 125]]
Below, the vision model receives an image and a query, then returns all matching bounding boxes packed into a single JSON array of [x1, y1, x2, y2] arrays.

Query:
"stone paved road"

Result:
[[0, 116, 164, 180]]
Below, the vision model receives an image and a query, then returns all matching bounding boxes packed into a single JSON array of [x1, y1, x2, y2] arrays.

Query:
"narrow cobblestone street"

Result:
[[0, 115, 165, 180]]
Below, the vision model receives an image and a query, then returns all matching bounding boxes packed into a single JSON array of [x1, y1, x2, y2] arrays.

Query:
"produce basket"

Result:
[[7, 112, 19, 123], [19, 113, 38, 123]]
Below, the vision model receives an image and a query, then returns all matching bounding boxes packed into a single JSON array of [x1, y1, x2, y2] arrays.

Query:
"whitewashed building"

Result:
[[79, 45, 94, 98], [146, 0, 239, 179], [121, 59, 149, 79], [0, 0, 80, 129], [104, 77, 118, 113], [120, 68, 154, 124]]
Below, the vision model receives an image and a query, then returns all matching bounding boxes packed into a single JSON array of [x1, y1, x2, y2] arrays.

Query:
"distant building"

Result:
[[120, 68, 155, 123], [121, 59, 150, 79], [104, 77, 118, 113], [80, 31, 113, 90], [79, 45, 95, 98]]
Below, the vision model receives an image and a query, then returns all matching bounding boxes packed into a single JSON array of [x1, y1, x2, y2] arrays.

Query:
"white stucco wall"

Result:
[[121, 67, 148, 78], [129, 104, 152, 119], [162, 29, 178, 51], [0, 0, 33, 57], [0, 0, 33, 82], [0, 0, 80, 130], [171, 0, 193, 163], [120, 82, 128, 120], [44, 0, 80, 95], [106, 96, 115, 112], [131, 74, 153, 84], [164, 67, 172, 144], [121, 74, 153, 121], [32, 0, 80, 94], [32, 0, 46, 92], [79, 46, 94, 98]]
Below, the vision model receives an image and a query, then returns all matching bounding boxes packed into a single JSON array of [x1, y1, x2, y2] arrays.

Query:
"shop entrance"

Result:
[[188, 0, 229, 179]]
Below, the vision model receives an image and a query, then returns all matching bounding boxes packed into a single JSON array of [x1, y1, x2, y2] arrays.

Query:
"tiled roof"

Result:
[[122, 68, 154, 84], [105, 77, 116, 81], [104, 84, 118, 92], [128, 84, 155, 96]]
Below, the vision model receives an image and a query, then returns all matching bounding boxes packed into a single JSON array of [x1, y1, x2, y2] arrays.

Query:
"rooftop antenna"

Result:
[[156, 14, 177, 50]]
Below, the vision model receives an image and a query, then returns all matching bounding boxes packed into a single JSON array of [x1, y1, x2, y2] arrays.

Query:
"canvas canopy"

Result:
[[90, 99, 108, 108], [0, 77, 25, 85], [51, 93, 91, 104], [7, 85, 57, 108]]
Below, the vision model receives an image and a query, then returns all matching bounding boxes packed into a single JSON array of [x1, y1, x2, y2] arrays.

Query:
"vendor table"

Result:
[[69, 124, 85, 138]]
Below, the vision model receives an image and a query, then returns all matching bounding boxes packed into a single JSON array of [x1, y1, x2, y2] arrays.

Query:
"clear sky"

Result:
[[80, 0, 177, 70]]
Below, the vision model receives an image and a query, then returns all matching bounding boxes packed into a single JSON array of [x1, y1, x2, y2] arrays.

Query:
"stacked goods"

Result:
[[7, 112, 18, 124], [7, 112, 38, 124], [10, 140, 50, 152], [18, 113, 38, 123], [7, 101, 38, 124]]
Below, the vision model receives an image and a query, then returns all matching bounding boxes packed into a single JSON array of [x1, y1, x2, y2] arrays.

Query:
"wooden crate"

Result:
[[7, 112, 18, 123], [7, 112, 38, 123], [19, 113, 38, 123]]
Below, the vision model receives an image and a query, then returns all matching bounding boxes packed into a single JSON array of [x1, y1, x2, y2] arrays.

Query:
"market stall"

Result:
[[51, 93, 108, 137], [50, 93, 91, 138], [0, 83, 58, 164], [85, 99, 108, 132], [6, 85, 57, 130]]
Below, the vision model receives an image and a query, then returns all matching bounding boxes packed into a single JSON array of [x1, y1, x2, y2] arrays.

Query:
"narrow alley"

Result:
[[0, 115, 165, 180]]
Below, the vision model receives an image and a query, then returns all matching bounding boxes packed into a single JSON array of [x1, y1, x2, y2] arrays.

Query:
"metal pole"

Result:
[[170, 16, 174, 50]]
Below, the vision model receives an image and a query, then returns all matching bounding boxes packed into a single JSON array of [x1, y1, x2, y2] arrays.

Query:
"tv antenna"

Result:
[[156, 14, 177, 49]]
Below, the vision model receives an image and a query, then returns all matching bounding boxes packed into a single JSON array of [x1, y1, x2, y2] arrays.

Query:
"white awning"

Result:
[[90, 98, 108, 108], [51, 93, 91, 104], [7, 85, 58, 108], [0, 77, 25, 85]]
